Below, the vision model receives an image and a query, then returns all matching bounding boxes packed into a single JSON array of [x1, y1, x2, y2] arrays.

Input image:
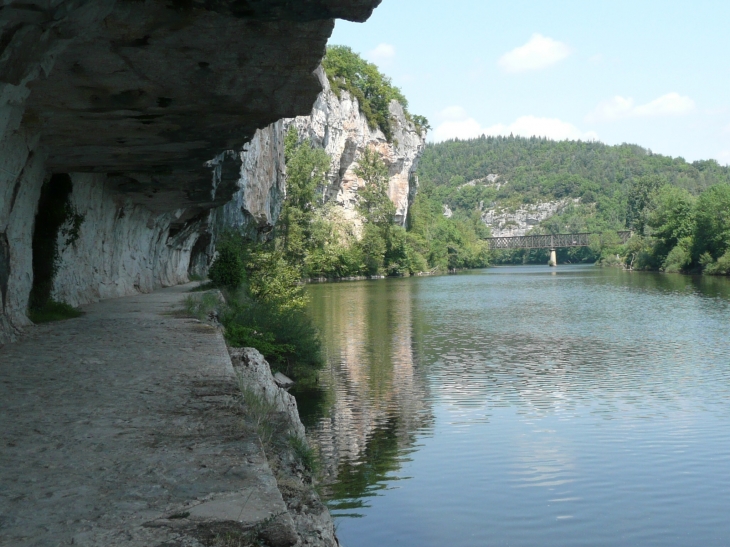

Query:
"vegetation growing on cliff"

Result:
[[322, 46, 429, 140], [280, 128, 489, 277]]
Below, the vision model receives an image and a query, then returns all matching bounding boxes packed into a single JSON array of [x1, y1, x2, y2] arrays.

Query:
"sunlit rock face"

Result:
[[482, 198, 581, 237], [214, 121, 287, 235], [289, 69, 426, 230], [0, 0, 381, 344]]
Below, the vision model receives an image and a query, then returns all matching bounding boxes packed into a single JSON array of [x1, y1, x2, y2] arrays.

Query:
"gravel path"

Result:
[[0, 284, 288, 546]]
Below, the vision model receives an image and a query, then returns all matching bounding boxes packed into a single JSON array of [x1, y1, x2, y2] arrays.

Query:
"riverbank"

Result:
[[0, 284, 336, 546]]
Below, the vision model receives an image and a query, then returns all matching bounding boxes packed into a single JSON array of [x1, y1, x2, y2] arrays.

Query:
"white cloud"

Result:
[[586, 93, 696, 122], [431, 107, 597, 142], [498, 33, 571, 73], [585, 96, 635, 122], [366, 43, 396, 66], [633, 93, 695, 116]]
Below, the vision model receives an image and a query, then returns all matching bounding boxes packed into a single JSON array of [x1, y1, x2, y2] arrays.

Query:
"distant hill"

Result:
[[417, 136, 730, 234]]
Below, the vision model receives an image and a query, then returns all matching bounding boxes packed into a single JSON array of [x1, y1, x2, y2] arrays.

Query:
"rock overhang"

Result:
[[4, 0, 382, 217]]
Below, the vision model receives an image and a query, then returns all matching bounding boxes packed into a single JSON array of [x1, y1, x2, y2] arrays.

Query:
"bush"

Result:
[[703, 250, 730, 275], [245, 250, 308, 312], [663, 237, 693, 273], [223, 297, 323, 385], [209, 239, 245, 288]]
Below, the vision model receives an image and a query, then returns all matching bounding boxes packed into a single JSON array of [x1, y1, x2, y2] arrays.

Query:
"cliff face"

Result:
[[289, 69, 426, 230], [0, 0, 381, 345], [214, 121, 287, 235], [215, 68, 427, 251], [482, 198, 580, 237]]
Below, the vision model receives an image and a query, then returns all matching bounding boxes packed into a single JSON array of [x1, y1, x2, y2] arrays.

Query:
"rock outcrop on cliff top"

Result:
[[0, 0, 381, 344], [217, 67, 427, 245], [289, 69, 426, 229]]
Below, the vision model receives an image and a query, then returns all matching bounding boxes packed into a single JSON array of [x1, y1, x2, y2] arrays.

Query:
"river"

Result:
[[293, 265, 730, 547]]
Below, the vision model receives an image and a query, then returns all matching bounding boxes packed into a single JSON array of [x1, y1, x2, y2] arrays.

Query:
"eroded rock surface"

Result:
[[482, 198, 580, 237], [0, 0, 381, 344], [289, 68, 426, 230]]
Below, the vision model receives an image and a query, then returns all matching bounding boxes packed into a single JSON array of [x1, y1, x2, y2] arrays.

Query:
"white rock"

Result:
[[288, 68, 426, 231], [273, 372, 295, 389], [229, 347, 306, 440]]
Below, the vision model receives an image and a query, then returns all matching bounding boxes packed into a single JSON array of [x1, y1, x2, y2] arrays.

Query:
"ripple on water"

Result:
[[300, 266, 730, 547]]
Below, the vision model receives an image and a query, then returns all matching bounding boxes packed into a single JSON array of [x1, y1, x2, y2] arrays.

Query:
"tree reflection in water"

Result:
[[293, 278, 434, 516]]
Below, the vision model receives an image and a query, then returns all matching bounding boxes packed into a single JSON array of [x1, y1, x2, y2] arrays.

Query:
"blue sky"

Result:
[[330, 0, 730, 164]]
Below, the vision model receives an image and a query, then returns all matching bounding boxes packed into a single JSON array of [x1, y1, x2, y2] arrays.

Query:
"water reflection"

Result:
[[300, 266, 730, 547], [298, 279, 434, 514]]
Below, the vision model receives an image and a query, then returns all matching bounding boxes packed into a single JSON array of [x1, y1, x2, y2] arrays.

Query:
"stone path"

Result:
[[0, 284, 289, 546]]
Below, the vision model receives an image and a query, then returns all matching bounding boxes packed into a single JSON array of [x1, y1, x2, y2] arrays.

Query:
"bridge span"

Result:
[[485, 231, 632, 266]]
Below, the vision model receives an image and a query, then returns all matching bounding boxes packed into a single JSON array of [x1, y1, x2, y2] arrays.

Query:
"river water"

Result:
[[294, 265, 730, 547]]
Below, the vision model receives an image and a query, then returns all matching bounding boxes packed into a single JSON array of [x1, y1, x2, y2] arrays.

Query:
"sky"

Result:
[[330, 0, 730, 164]]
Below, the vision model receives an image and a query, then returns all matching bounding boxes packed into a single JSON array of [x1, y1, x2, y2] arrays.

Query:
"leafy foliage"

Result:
[[322, 46, 428, 140], [205, 232, 324, 384], [208, 237, 245, 288], [279, 126, 332, 265], [223, 297, 323, 384], [692, 184, 730, 262], [418, 136, 730, 224], [356, 146, 396, 228]]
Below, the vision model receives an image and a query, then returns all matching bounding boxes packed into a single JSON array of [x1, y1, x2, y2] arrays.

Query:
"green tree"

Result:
[[355, 146, 395, 227], [626, 175, 664, 234], [646, 185, 695, 268], [359, 223, 386, 275], [278, 127, 331, 263], [692, 184, 730, 262]]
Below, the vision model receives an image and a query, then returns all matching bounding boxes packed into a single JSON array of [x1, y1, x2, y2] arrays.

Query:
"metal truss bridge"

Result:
[[485, 231, 632, 251]]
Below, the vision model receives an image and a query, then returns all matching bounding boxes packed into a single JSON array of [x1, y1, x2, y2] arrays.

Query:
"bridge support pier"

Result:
[[548, 248, 557, 267]]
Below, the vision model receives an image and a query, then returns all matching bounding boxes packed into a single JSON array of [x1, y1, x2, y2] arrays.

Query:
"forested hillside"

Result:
[[417, 136, 730, 228], [415, 136, 730, 273]]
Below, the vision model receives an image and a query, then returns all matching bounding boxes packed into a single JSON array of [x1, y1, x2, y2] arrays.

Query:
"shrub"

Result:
[[703, 250, 730, 275], [223, 297, 323, 385], [208, 239, 245, 289], [663, 237, 693, 273]]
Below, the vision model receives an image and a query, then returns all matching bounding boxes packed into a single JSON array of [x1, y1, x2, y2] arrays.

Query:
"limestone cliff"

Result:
[[288, 69, 426, 230], [214, 67, 427, 253], [482, 198, 581, 237], [0, 0, 381, 345]]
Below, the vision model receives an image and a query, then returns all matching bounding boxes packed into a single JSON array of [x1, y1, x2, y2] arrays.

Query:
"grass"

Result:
[[194, 513, 287, 547], [237, 379, 279, 452], [289, 434, 319, 474], [29, 300, 84, 323], [183, 292, 221, 321]]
